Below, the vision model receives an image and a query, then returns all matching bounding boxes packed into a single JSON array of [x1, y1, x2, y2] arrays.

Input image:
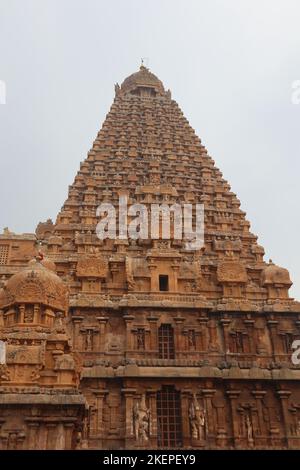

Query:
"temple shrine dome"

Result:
[[120, 65, 165, 95], [0, 258, 68, 311], [262, 261, 292, 286]]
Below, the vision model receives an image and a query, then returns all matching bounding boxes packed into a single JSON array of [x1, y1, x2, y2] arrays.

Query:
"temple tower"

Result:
[[0, 66, 300, 449]]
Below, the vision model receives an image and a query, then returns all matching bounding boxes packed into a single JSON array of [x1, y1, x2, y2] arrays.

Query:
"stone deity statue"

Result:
[[189, 394, 206, 441], [133, 394, 150, 442]]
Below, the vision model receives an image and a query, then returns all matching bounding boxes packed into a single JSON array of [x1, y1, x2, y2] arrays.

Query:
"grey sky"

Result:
[[0, 0, 300, 298]]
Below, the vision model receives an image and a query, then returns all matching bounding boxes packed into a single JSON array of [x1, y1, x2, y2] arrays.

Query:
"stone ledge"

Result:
[[0, 393, 86, 405], [69, 294, 300, 312], [81, 365, 300, 380]]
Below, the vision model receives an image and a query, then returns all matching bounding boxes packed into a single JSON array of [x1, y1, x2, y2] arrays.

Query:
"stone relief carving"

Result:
[[85, 329, 93, 351], [137, 328, 145, 349], [76, 256, 108, 278], [133, 394, 150, 443], [217, 261, 248, 283], [189, 394, 206, 441], [24, 307, 34, 323], [54, 311, 65, 333], [187, 329, 196, 349], [6, 344, 43, 365], [125, 257, 136, 291], [245, 414, 254, 445], [30, 364, 43, 381], [0, 363, 10, 381]]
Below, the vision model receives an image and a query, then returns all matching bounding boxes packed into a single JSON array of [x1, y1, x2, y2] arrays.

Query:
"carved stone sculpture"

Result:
[[189, 395, 206, 441], [133, 395, 150, 443]]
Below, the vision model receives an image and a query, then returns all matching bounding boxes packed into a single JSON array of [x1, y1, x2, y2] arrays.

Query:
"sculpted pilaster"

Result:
[[147, 389, 157, 442], [207, 318, 219, 352], [122, 387, 136, 448], [146, 314, 159, 355], [226, 389, 241, 448], [212, 390, 227, 447], [124, 314, 135, 352], [97, 316, 109, 352], [251, 389, 267, 444], [220, 317, 231, 355], [267, 318, 280, 362], [197, 314, 209, 351], [277, 390, 292, 448], [72, 316, 84, 350], [90, 389, 108, 440], [181, 389, 192, 447]]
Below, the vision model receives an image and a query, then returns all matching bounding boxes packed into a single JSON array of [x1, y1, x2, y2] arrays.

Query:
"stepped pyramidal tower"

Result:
[[0, 65, 300, 450]]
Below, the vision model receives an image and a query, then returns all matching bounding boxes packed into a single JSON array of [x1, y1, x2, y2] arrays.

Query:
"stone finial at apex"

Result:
[[141, 57, 149, 67]]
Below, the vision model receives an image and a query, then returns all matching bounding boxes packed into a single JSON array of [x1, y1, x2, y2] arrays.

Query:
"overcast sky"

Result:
[[0, 0, 300, 298]]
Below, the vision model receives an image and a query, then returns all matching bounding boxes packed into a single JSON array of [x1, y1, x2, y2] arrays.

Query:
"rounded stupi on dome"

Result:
[[261, 260, 293, 301], [262, 260, 292, 287], [119, 65, 165, 97]]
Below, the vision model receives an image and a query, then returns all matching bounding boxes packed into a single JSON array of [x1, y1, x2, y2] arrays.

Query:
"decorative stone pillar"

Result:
[[27, 422, 40, 449], [37, 423, 48, 450], [220, 317, 231, 355], [33, 304, 39, 323], [263, 392, 282, 447], [46, 423, 57, 449], [201, 388, 216, 442], [147, 389, 158, 446], [147, 315, 159, 355], [148, 262, 158, 291], [197, 314, 208, 352], [212, 393, 228, 447], [122, 388, 136, 448], [207, 318, 219, 352], [107, 391, 121, 439], [72, 316, 84, 349], [145, 327, 151, 351], [171, 263, 180, 292], [267, 319, 280, 361], [124, 314, 135, 352], [244, 318, 255, 355], [181, 389, 192, 448], [277, 390, 292, 448], [97, 316, 109, 352], [64, 423, 75, 449], [91, 389, 108, 440], [174, 316, 185, 357], [19, 304, 25, 323], [254, 319, 268, 355], [251, 390, 267, 446], [226, 390, 241, 448]]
